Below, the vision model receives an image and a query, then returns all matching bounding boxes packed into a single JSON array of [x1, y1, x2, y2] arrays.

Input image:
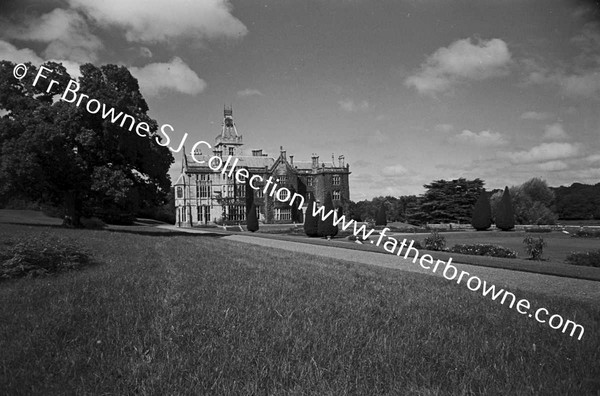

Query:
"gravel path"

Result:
[[223, 235, 600, 304]]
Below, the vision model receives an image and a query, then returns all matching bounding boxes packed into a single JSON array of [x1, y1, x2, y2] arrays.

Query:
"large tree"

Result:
[[418, 178, 485, 223], [0, 61, 174, 226], [491, 178, 558, 225], [553, 182, 600, 220]]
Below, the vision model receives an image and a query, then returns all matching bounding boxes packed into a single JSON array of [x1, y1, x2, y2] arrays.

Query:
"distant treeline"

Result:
[[552, 183, 600, 220], [344, 180, 600, 225]]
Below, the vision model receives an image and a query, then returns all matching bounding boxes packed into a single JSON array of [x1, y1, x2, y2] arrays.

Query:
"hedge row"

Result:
[[449, 244, 517, 258]]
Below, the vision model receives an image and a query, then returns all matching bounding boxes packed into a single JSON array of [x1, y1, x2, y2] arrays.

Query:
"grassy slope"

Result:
[[232, 230, 600, 281], [0, 224, 599, 395]]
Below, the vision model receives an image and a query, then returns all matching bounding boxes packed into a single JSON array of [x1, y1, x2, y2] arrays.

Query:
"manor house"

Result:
[[174, 107, 350, 226]]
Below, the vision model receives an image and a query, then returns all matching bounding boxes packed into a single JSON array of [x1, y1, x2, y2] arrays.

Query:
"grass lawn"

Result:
[[1, 223, 599, 395]]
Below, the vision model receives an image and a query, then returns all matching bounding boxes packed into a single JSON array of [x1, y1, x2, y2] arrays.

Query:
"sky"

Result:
[[1, 0, 599, 200]]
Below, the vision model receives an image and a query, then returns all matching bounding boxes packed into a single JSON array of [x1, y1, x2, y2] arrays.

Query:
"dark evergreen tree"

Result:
[[495, 186, 515, 231], [418, 178, 485, 223], [471, 191, 492, 230], [246, 202, 259, 232], [245, 167, 254, 213], [0, 61, 173, 226], [375, 204, 387, 226], [289, 186, 301, 223], [318, 192, 338, 238], [303, 194, 319, 237]]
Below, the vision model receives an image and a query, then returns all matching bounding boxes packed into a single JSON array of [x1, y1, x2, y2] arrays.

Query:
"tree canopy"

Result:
[[0, 61, 174, 226], [491, 178, 557, 225], [416, 178, 485, 223], [553, 182, 600, 220]]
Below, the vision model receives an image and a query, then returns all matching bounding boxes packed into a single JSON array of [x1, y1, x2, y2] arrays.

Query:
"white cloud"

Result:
[[338, 98, 369, 112], [520, 111, 554, 121], [538, 160, 569, 171], [542, 123, 570, 140], [0, 40, 83, 79], [130, 57, 206, 96], [585, 154, 600, 164], [405, 37, 511, 95], [434, 123, 454, 133], [0, 40, 44, 64], [3, 8, 102, 63], [505, 142, 581, 164], [559, 71, 600, 98], [381, 164, 409, 177], [237, 89, 263, 97], [452, 129, 507, 146], [68, 0, 247, 43]]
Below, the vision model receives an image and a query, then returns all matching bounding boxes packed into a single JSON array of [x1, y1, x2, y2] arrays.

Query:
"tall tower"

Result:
[[214, 105, 243, 157]]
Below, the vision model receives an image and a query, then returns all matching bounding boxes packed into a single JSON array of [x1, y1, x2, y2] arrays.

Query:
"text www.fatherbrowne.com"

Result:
[[312, 204, 586, 341]]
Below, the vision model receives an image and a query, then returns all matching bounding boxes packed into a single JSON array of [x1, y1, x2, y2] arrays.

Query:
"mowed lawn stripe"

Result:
[[0, 224, 599, 394]]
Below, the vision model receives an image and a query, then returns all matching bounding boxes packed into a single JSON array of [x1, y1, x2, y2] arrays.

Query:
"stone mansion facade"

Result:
[[174, 107, 350, 226]]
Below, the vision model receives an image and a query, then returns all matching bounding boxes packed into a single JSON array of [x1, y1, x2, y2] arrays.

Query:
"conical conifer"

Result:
[[471, 191, 492, 231], [375, 204, 387, 226], [495, 186, 515, 231], [246, 202, 259, 232], [317, 192, 338, 238], [304, 194, 319, 237]]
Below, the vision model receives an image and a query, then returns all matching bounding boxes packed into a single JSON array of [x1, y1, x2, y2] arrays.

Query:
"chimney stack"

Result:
[[311, 154, 319, 168]]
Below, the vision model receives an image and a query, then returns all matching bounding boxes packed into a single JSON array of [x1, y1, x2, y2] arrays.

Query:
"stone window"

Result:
[[333, 175, 340, 185], [275, 208, 291, 221], [333, 190, 341, 200]]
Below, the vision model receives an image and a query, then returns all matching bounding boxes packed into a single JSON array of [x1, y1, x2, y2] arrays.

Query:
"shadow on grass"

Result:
[[2, 222, 230, 238], [105, 229, 229, 238]]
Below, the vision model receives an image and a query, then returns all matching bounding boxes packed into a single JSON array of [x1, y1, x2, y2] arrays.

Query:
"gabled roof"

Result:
[[173, 173, 186, 186]]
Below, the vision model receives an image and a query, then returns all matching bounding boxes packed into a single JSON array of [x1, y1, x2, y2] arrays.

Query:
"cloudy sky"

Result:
[[1, 0, 599, 200]]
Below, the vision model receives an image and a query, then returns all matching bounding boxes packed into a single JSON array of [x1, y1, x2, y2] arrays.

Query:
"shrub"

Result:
[[495, 186, 515, 231], [449, 244, 517, 258], [1, 235, 92, 280], [565, 250, 600, 267], [573, 229, 600, 238], [471, 191, 492, 230], [423, 230, 446, 251], [523, 236, 546, 260], [246, 202, 259, 232], [524, 227, 552, 233], [304, 195, 319, 237], [375, 204, 387, 226], [80, 217, 106, 229], [318, 192, 338, 238]]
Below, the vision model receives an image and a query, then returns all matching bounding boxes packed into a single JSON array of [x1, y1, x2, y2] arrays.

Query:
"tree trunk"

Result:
[[63, 191, 83, 227]]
